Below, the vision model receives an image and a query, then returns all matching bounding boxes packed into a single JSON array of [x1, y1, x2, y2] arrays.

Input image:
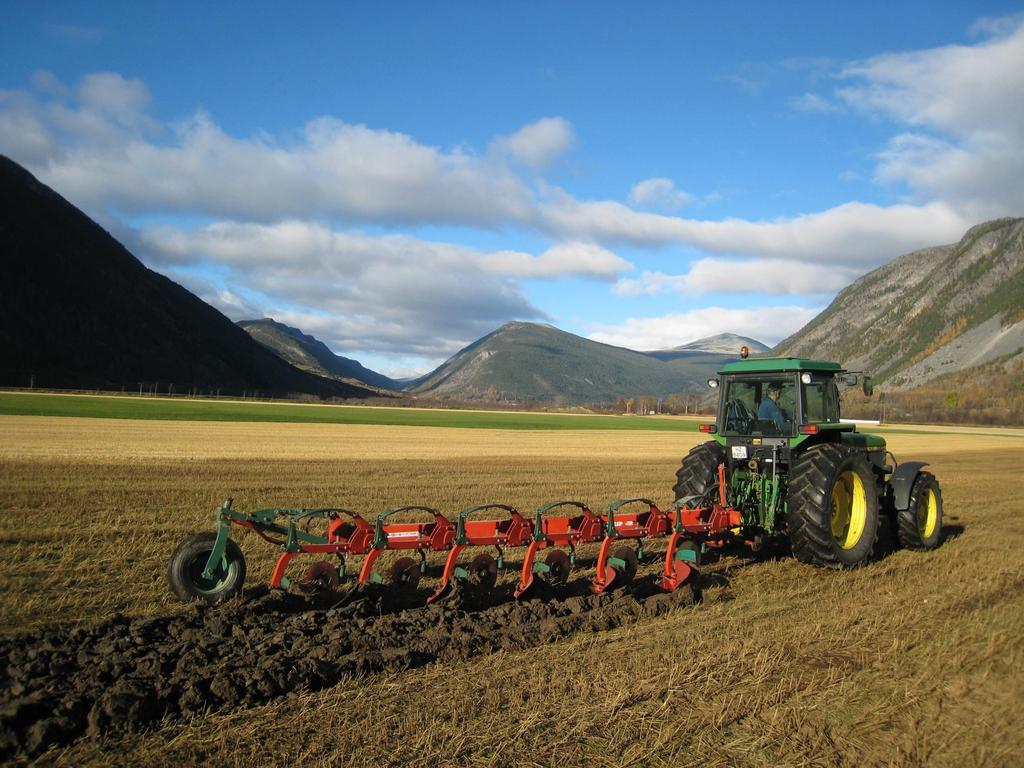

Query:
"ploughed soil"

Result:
[[0, 574, 697, 759]]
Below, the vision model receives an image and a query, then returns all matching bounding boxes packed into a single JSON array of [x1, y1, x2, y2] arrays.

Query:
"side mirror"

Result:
[[707, 377, 719, 389], [862, 376, 874, 397], [844, 373, 859, 386]]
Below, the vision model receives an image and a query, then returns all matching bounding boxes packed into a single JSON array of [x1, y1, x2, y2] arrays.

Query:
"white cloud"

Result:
[[615, 258, 861, 297], [142, 220, 628, 280], [483, 242, 631, 279], [77, 72, 150, 115], [629, 177, 692, 211], [490, 117, 574, 170], [588, 306, 821, 350], [539, 193, 970, 266], [0, 79, 536, 226], [835, 16, 1024, 216]]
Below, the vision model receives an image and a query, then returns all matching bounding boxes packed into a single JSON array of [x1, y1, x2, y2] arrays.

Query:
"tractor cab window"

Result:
[[802, 377, 840, 424], [721, 376, 796, 436]]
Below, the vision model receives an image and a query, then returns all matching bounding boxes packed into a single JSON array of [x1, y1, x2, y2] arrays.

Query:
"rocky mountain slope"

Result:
[[238, 318, 399, 391], [408, 322, 746, 403], [775, 217, 1024, 390], [0, 155, 376, 398]]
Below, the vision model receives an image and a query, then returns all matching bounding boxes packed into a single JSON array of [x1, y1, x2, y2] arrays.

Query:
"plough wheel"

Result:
[[389, 556, 421, 591], [467, 553, 498, 591], [298, 561, 340, 593], [541, 549, 571, 586], [610, 545, 638, 587], [167, 532, 247, 605]]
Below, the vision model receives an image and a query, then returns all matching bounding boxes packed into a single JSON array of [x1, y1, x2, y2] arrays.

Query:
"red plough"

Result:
[[168, 474, 749, 605]]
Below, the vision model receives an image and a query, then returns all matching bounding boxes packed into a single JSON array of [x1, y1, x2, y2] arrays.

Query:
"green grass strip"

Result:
[[0, 392, 699, 431]]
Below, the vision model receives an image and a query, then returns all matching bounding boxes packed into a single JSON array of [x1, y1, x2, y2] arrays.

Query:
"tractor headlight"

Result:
[[800, 373, 812, 384], [707, 377, 719, 388]]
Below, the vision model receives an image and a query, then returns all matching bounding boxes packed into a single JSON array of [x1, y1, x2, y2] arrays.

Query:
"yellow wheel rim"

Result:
[[917, 487, 938, 539], [830, 470, 867, 550]]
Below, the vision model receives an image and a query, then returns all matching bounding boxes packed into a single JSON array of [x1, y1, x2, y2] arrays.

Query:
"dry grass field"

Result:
[[1, 414, 1023, 766]]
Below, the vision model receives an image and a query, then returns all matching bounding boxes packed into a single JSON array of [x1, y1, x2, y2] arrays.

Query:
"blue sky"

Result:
[[3, 2, 1023, 376]]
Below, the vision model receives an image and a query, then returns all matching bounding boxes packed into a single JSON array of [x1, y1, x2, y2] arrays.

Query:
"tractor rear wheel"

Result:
[[673, 440, 726, 502], [896, 471, 943, 550], [787, 444, 879, 568], [167, 532, 246, 604]]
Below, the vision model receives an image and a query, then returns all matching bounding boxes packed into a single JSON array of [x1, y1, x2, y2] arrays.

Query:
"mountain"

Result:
[[0, 155, 377, 398], [408, 322, 739, 403], [774, 217, 1024, 390], [645, 333, 770, 361], [238, 318, 399, 391]]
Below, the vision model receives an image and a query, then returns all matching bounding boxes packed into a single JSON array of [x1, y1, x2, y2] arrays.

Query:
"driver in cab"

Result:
[[758, 382, 790, 432]]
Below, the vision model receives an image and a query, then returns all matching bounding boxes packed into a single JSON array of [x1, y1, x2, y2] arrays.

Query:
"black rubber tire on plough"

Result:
[[167, 532, 247, 604], [541, 549, 571, 586], [787, 444, 879, 569], [389, 557, 421, 591], [467, 553, 498, 591], [896, 471, 943, 551], [299, 561, 341, 593], [673, 440, 727, 502]]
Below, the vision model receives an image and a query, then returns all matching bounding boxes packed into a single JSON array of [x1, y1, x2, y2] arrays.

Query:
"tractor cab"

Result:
[[713, 359, 843, 438], [703, 358, 875, 468]]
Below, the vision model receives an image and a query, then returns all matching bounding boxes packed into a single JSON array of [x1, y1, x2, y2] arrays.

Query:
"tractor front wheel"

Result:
[[167, 532, 247, 604], [896, 471, 943, 550], [787, 444, 879, 569]]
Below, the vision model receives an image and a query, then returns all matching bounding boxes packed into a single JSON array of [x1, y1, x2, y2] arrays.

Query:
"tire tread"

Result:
[[787, 443, 879, 569]]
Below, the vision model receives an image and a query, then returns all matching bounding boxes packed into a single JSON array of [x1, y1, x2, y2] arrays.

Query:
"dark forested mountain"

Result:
[[0, 155, 376, 398], [238, 318, 399, 391]]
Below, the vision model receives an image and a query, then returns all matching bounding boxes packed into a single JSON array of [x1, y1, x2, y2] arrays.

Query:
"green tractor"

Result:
[[675, 357, 943, 567]]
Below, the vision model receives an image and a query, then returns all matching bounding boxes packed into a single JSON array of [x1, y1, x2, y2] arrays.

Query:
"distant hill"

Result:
[[238, 318, 399, 391], [0, 155, 377, 398], [645, 333, 770, 361], [408, 322, 741, 403], [774, 218, 1024, 390]]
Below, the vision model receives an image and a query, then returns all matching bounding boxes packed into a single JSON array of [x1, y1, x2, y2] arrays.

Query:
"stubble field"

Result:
[[1, 408, 1022, 766]]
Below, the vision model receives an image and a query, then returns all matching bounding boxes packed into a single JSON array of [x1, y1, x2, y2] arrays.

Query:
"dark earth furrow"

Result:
[[0, 579, 696, 759]]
